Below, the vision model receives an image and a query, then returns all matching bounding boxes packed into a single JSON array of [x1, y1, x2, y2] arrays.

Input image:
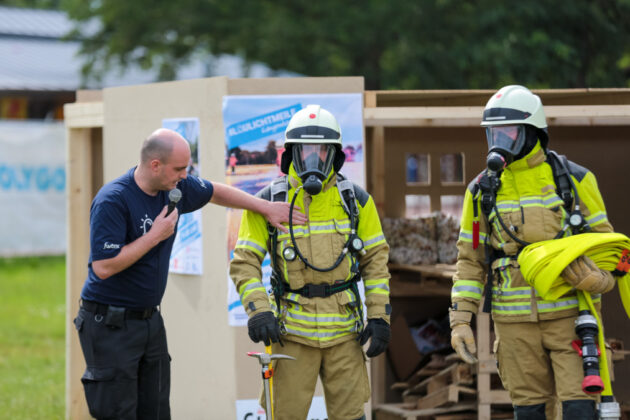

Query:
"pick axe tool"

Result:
[[247, 351, 295, 420]]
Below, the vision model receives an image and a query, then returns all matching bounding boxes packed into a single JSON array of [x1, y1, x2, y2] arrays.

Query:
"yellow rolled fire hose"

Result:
[[517, 232, 630, 397]]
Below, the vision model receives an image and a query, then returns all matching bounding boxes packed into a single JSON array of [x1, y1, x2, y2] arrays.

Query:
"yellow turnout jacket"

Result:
[[452, 142, 613, 322], [230, 165, 391, 347]]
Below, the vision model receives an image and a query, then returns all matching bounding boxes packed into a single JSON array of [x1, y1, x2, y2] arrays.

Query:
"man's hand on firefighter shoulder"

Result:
[[265, 202, 307, 233]]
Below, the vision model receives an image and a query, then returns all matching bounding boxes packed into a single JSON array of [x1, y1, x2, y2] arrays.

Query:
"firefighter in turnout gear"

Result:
[[450, 86, 616, 420], [230, 105, 391, 420]]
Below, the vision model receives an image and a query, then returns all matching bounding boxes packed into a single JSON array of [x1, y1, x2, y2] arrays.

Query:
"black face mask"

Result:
[[303, 174, 323, 195], [292, 144, 336, 195], [486, 150, 508, 173], [485, 124, 538, 172]]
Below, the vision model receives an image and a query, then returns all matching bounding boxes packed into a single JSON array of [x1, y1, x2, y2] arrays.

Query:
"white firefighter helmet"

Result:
[[481, 85, 547, 129], [284, 105, 342, 146], [280, 105, 345, 178], [482, 85, 549, 155]]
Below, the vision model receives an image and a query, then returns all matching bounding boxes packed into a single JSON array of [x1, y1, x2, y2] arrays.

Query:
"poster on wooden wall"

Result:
[[222, 93, 364, 326], [163, 117, 203, 275]]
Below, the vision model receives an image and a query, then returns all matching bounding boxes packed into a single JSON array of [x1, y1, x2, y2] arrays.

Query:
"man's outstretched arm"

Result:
[[210, 182, 306, 232]]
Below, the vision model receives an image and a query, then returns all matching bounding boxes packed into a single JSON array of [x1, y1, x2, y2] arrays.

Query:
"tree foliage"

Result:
[[57, 0, 630, 89], [0, 0, 61, 8]]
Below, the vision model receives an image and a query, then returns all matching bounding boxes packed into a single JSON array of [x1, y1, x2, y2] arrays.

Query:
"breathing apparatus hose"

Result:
[[288, 185, 356, 273], [517, 232, 630, 399], [285, 183, 366, 333]]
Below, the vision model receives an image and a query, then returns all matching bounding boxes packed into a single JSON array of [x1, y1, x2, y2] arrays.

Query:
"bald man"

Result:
[[74, 128, 305, 420]]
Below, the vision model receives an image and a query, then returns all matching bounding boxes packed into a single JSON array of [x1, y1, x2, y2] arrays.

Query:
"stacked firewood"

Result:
[[382, 216, 438, 265], [382, 213, 459, 266], [436, 213, 459, 264]]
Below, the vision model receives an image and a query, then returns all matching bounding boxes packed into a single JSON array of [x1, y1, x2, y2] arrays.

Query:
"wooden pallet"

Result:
[[475, 311, 512, 420], [414, 354, 451, 378], [405, 362, 474, 398], [416, 385, 477, 410], [374, 403, 477, 420], [392, 353, 461, 396], [434, 411, 513, 420], [433, 414, 477, 420], [374, 402, 513, 420]]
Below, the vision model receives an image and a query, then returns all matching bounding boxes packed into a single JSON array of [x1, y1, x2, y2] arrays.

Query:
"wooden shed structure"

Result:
[[65, 79, 630, 419], [363, 88, 630, 419]]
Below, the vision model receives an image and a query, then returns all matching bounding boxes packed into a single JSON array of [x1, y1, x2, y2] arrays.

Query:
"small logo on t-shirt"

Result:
[[140, 214, 153, 235], [103, 242, 120, 249], [194, 176, 205, 188]]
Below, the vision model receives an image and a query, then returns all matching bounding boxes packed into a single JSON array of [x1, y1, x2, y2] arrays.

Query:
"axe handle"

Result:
[[266, 345, 274, 420]]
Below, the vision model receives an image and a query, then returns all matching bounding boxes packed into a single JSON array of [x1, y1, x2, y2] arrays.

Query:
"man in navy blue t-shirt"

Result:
[[74, 128, 305, 420]]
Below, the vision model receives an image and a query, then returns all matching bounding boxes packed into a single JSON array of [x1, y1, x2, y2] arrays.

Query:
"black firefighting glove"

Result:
[[358, 318, 391, 358], [247, 311, 281, 346]]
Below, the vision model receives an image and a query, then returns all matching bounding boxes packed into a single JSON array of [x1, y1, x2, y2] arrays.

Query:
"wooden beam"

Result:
[[76, 90, 103, 103], [364, 105, 630, 127], [405, 363, 474, 396], [389, 263, 456, 279], [486, 390, 512, 405], [64, 102, 104, 129], [374, 402, 478, 418], [416, 386, 477, 410], [366, 96, 387, 410], [65, 127, 96, 420], [372, 126, 386, 216], [364, 107, 483, 127]]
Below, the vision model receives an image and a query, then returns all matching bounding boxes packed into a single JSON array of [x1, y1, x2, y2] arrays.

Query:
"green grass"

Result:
[[0, 256, 66, 419]]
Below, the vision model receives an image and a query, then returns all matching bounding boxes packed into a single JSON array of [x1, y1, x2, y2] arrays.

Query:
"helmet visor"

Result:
[[485, 125, 527, 156], [292, 143, 336, 179]]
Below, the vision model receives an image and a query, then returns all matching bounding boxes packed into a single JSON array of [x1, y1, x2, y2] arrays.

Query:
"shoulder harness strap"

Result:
[[270, 175, 288, 203], [336, 172, 368, 226], [257, 175, 289, 316], [546, 150, 573, 212], [256, 175, 289, 203], [336, 173, 355, 218]]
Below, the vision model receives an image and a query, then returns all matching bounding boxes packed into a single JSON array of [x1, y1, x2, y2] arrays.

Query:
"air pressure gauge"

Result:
[[349, 236, 364, 253], [569, 212, 583, 228], [283, 246, 297, 262]]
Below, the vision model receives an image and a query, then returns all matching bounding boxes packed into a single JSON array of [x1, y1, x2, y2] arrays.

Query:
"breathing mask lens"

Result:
[[292, 144, 336, 195], [485, 125, 527, 172], [486, 125, 526, 156]]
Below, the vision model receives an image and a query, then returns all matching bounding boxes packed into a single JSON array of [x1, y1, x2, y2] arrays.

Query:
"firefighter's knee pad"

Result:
[[514, 403, 546, 420], [562, 399, 596, 420]]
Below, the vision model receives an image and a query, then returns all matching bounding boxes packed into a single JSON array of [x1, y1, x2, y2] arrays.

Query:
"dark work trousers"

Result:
[[74, 307, 171, 420]]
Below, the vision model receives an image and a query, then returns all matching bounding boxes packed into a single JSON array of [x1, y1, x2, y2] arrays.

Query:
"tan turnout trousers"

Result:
[[494, 316, 599, 408], [261, 338, 370, 420]]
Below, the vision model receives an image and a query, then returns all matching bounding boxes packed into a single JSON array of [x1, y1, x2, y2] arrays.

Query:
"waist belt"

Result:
[[81, 300, 157, 320], [287, 279, 357, 298]]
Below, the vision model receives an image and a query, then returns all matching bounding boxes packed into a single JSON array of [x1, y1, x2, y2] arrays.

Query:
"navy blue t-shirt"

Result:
[[81, 167, 214, 309]]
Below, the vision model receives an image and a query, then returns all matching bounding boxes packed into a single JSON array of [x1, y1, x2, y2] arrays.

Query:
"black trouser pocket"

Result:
[[514, 403, 546, 420], [562, 400, 596, 420], [81, 367, 119, 419], [73, 314, 84, 332], [105, 306, 125, 329]]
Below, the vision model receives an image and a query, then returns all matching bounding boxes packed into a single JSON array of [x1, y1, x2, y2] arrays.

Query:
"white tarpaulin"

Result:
[[0, 121, 66, 256]]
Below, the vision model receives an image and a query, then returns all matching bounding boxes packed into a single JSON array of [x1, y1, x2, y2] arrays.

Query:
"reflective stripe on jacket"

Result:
[[229, 165, 391, 348], [452, 142, 612, 322]]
